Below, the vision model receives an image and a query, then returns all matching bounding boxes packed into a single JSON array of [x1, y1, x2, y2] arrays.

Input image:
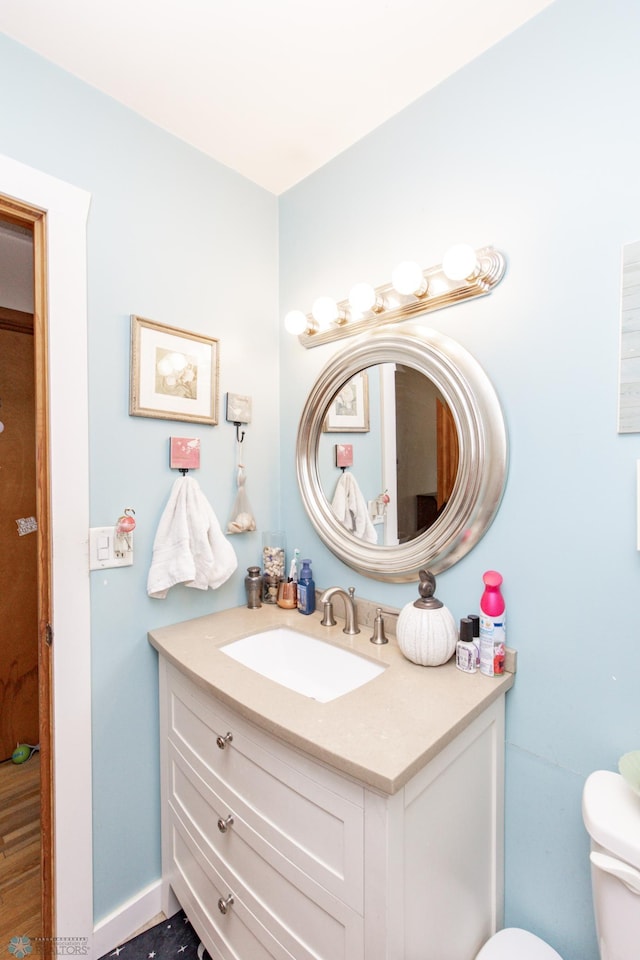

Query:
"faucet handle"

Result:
[[370, 608, 388, 645], [320, 600, 337, 627]]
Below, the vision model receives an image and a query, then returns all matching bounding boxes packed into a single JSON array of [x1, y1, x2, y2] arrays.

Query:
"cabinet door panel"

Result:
[[402, 702, 504, 960]]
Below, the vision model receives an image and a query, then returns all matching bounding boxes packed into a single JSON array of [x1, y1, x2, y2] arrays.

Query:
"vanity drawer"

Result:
[[168, 798, 364, 960], [169, 811, 290, 960], [164, 663, 364, 910]]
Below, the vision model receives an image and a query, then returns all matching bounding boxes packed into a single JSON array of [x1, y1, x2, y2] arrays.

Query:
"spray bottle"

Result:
[[479, 570, 506, 677]]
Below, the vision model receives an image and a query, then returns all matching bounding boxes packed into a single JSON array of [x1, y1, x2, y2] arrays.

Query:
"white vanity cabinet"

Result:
[[159, 657, 505, 960]]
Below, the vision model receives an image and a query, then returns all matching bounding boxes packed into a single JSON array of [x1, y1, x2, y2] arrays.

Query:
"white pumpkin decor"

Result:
[[397, 569, 457, 666]]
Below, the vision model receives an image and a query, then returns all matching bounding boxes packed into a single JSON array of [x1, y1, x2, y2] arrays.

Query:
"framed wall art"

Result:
[[618, 240, 640, 433], [323, 371, 369, 433], [129, 315, 219, 424]]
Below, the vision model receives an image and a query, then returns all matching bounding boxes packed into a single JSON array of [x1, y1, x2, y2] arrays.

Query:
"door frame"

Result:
[[0, 155, 93, 950], [0, 197, 54, 944]]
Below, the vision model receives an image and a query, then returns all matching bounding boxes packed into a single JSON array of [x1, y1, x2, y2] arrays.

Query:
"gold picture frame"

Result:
[[129, 315, 219, 424]]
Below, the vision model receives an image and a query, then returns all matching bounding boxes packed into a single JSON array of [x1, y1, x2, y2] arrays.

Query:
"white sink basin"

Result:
[[220, 627, 386, 702]]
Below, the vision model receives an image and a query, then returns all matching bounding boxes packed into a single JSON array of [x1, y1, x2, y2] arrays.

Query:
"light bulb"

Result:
[[284, 309, 308, 335], [312, 296, 340, 329], [391, 261, 428, 297], [442, 244, 479, 282], [348, 282, 384, 314]]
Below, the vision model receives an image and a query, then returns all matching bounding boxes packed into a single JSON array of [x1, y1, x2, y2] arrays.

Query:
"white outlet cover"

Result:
[[89, 526, 133, 570]]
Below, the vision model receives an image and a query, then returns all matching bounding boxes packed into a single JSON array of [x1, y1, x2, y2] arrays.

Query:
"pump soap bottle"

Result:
[[479, 570, 506, 677], [297, 559, 316, 615]]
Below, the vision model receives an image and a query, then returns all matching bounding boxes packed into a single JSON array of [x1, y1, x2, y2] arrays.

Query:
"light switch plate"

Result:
[[89, 526, 133, 569]]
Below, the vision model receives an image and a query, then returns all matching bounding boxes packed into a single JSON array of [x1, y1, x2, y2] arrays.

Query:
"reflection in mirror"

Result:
[[319, 366, 459, 546], [297, 321, 508, 582], [394, 366, 459, 542]]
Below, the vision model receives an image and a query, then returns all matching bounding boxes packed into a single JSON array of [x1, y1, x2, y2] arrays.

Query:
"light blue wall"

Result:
[[2, 0, 639, 950], [279, 1, 640, 957], [0, 35, 279, 921]]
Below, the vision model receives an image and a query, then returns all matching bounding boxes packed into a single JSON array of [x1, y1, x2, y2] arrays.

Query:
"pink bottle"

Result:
[[481, 571, 505, 617], [479, 570, 506, 676]]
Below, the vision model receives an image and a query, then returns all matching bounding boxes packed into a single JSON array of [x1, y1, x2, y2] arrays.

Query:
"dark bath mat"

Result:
[[99, 912, 211, 960]]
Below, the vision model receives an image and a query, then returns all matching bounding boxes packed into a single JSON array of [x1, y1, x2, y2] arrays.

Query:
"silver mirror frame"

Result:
[[296, 320, 508, 582]]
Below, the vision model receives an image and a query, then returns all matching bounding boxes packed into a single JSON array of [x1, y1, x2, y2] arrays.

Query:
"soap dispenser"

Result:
[[297, 559, 316, 615], [396, 570, 457, 666]]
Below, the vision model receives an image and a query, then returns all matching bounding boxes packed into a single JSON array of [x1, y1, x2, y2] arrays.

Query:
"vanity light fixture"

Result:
[[348, 282, 385, 315], [286, 244, 506, 349], [391, 260, 429, 298], [284, 309, 309, 335], [311, 296, 347, 328], [441, 243, 482, 283]]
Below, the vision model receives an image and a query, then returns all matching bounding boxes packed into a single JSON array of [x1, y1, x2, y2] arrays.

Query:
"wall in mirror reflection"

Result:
[[318, 364, 458, 546]]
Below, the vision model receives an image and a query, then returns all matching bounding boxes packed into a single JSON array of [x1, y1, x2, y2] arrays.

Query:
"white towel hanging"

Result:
[[147, 475, 237, 599], [331, 471, 378, 544]]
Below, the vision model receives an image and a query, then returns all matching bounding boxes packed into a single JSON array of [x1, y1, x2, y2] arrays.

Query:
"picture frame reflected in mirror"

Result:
[[323, 371, 369, 433]]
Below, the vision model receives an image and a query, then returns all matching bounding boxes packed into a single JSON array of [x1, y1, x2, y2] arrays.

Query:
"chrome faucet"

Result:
[[319, 586, 360, 635]]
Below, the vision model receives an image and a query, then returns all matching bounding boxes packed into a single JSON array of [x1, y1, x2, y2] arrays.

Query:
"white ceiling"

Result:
[[0, 0, 554, 195]]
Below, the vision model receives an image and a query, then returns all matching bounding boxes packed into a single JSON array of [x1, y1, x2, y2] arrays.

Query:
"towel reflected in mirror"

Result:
[[330, 471, 378, 544]]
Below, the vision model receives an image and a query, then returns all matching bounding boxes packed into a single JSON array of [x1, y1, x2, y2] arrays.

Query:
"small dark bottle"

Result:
[[297, 559, 316, 615], [244, 566, 263, 608], [467, 613, 480, 667], [456, 617, 477, 674]]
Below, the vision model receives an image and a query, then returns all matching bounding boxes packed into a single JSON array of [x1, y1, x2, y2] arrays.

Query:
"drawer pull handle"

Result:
[[217, 814, 234, 833], [217, 894, 234, 914], [216, 731, 233, 750]]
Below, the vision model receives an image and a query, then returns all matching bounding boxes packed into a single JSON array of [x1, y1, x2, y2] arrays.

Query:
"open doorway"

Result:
[[0, 205, 53, 948], [0, 155, 92, 952], [391, 365, 459, 544]]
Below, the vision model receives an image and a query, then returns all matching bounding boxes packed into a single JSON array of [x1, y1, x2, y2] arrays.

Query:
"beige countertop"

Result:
[[148, 603, 514, 795]]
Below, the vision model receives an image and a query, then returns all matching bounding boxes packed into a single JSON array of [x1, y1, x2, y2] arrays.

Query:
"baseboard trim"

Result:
[[92, 880, 180, 957]]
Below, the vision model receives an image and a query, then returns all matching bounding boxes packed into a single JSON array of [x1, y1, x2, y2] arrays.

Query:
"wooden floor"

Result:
[[0, 754, 41, 948]]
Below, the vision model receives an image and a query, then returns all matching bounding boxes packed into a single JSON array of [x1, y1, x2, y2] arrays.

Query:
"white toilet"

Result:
[[475, 927, 561, 959], [582, 769, 640, 959], [475, 768, 640, 959]]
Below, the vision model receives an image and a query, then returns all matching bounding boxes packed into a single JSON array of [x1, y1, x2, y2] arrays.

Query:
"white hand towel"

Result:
[[330, 471, 378, 544], [147, 475, 238, 599]]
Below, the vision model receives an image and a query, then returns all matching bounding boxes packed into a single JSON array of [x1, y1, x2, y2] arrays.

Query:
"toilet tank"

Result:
[[582, 770, 640, 960]]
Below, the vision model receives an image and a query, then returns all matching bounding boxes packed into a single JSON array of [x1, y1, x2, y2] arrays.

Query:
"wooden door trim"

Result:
[[0, 194, 54, 945], [436, 397, 459, 511]]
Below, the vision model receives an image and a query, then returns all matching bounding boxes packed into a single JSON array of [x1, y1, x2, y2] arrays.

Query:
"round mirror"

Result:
[[296, 320, 508, 582]]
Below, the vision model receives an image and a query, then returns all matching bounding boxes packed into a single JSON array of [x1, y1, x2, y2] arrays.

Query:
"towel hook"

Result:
[[169, 437, 200, 475], [234, 422, 245, 443]]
